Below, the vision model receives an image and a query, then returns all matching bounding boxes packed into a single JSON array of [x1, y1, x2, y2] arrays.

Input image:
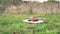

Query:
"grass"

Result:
[[0, 13, 60, 34]]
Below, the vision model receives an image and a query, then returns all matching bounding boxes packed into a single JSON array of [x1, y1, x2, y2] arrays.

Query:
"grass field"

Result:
[[0, 13, 60, 34]]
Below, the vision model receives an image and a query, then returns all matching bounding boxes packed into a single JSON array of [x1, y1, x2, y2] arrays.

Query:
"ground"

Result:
[[0, 13, 60, 34]]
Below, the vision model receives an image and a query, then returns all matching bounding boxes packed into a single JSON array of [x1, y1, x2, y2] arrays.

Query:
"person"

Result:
[[29, 17, 36, 22], [31, 18, 36, 22]]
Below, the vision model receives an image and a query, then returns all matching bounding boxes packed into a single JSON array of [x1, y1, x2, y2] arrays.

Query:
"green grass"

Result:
[[0, 13, 60, 34]]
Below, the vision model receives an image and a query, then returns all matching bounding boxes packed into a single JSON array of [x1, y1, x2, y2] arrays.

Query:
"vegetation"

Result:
[[0, 13, 60, 34], [0, 0, 60, 34]]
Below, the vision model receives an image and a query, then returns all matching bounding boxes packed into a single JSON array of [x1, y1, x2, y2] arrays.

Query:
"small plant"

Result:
[[2, 32, 9, 34], [57, 32, 60, 34], [29, 7, 33, 15]]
